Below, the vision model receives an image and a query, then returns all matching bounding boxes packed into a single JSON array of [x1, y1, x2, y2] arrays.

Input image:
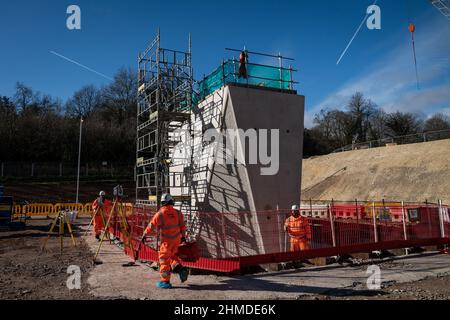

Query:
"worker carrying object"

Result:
[[92, 191, 112, 241], [143, 193, 189, 289], [284, 205, 312, 252], [238, 50, 248, 79]]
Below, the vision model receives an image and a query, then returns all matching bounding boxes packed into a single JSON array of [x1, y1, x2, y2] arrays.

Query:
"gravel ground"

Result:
[[299, 275, 450, 300], [1, 219, 449, 300], [302, 138, 450, 203], [0, 220, 95, 300]]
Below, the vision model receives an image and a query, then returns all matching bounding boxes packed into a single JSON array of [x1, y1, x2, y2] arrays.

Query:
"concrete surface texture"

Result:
[[177, 85, 304, 258], [201, 85, 305, 213], [302, 139, 450, 204], [85, 229, 450, 300]]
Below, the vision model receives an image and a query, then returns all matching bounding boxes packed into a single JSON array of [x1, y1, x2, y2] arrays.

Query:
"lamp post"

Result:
[[76, 117, 84, 204]]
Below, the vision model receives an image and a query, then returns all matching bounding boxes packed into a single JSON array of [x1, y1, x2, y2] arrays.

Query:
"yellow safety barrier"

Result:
[[82, 202, 133, 217], [23, 203, 55, 217], [53, 203, 84, 218], [123, 202, 134, 217], [18, 202, 136, 219], [13, 205, 22, 219], [84, 202, 134, 217], [82, 203, 94, 217], [14, 205, 22, 214]]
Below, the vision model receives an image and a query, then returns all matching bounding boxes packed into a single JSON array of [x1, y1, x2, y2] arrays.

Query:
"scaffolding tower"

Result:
[[136, 31, 193, 209], [429, 0, 450, 20]]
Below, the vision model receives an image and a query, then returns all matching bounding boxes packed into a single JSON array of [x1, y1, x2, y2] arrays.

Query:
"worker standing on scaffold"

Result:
[[238, 50, 248, 79], [142, 193, 189, 289], [285, 205, 312, 251], [92, 191, 112, 241]]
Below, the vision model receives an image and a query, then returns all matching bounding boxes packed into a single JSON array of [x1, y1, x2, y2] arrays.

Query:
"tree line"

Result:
[[1, 76, 449, 163], [304, 92, 450, 157], [0, 68, 137, 163]]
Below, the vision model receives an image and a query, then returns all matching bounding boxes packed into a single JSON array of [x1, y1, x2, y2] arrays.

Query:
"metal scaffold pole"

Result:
[[136, 30, 194, 212]]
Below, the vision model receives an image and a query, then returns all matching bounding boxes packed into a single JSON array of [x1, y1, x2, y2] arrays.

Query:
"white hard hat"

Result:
[[291, 205, 299, 210], [161, 193, 173, 204], [99, 191, 106, 197]]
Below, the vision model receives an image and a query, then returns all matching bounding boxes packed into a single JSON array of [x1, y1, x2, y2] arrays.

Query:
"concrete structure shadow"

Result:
[[250, 252, 448, 279], [184, 278, 386, 297]]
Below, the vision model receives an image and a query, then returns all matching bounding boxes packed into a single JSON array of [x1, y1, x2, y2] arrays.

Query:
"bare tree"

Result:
[[65, 85, 101, 118], [368, 109, 388, 141], [102, 67, 137, 124], [424, 113, 450, 132], [385, 112, 423, 137], [13, 82, 35, 111], [346, 92, 377, 143], [314, 108, 353, 148], [0, 96, 18, 160]]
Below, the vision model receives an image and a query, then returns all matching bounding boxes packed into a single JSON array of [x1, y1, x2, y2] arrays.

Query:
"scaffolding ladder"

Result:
[[136, 30, 193, 212]]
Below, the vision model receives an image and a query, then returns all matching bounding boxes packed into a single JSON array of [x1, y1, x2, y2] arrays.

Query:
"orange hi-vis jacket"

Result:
[[92, 198, 112, 236], [145, 205, 186, 240], [285, 215, 312, 240], [92, 198, 112, 215], [240, 52, 247, 63]]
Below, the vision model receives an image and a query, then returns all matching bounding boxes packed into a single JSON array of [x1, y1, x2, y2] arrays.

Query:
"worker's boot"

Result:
[[179, 267, 189, 283], [156, 281, 172, 289], [95, 234, 100, 241], [173, 265, 189, 283], [172, 264, 189, 283]]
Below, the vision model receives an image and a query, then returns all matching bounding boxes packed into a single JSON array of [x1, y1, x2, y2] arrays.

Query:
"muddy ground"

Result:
[[0, 220, 95, 300], [299, 275, 450, 300], [0, 219, 449, 300]]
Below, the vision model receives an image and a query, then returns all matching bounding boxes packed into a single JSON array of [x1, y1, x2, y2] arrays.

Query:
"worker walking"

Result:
[[285, 205, 312, 251], [143, 193, 189, 289], [92, 191, 112, 241]]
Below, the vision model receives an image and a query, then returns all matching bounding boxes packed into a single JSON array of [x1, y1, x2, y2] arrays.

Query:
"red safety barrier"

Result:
[[106, 201, 450, 273]]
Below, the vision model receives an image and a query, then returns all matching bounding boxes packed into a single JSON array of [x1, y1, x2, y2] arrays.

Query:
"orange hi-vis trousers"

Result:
[[145, 205, 186, 283], [93, 211, 105, 236], [290, 236, 309, 252], [92, 199, 112, 237], [159, 237, 182, 283]]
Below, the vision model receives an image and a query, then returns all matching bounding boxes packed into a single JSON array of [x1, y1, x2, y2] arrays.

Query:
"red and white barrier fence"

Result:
[[106, 201, 450, 273]]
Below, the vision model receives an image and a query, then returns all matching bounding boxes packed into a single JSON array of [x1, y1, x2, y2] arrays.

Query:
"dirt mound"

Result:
[[302, 139, 450, 204]]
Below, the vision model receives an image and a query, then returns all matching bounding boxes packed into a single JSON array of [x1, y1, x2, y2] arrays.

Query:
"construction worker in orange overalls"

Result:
[[92, 191, 112, 241], [238, 50, 248, 79], [285, 205, 312, 251], [142, 193, 189, 289]]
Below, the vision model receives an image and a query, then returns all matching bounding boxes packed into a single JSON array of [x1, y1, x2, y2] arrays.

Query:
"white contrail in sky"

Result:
[[336, 0, 379, 65], [50, 50, 113, 81]]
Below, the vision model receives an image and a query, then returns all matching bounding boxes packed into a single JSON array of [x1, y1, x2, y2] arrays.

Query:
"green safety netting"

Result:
[[179, 93, 199, 111], [199, 60, 292, 101]]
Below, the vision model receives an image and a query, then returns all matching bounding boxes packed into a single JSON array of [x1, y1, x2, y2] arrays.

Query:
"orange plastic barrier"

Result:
[[81, 203, 94, 217], [14, 205, 22, 214], [13, 205, 22, 218], [23, 203, 54, 217]]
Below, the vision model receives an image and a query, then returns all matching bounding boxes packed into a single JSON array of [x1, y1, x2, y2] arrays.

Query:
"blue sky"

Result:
[[0, 0, 449, 127]]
